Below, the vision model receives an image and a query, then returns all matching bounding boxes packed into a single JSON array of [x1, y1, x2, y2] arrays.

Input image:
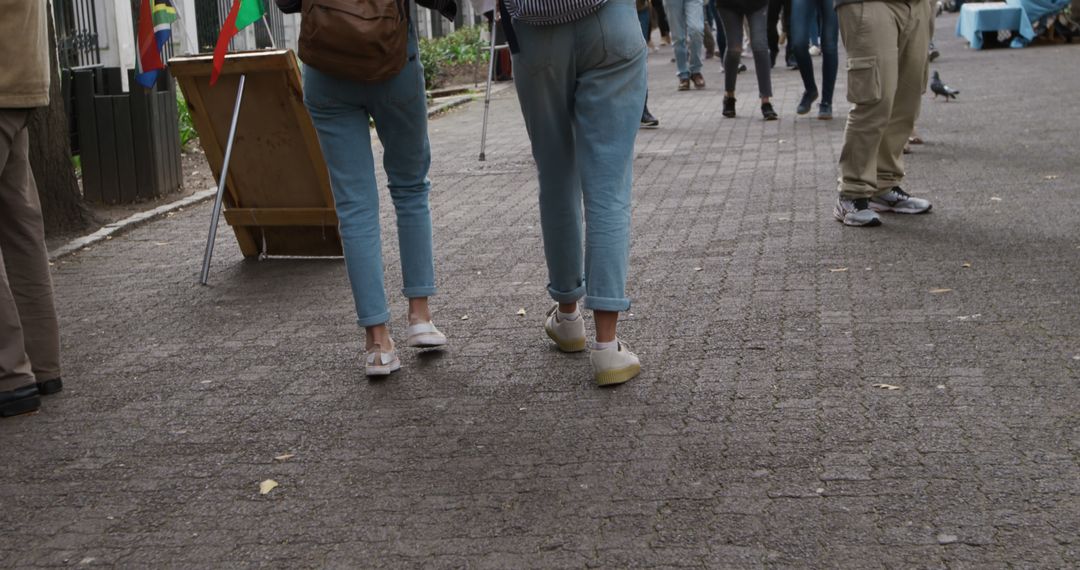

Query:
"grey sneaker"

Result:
[[869, 187, 932, 214], [834, 196, 882, 227]]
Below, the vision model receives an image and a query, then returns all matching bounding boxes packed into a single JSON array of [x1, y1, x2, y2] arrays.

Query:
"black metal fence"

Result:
[[195, 0, 287, 52], [55, 0, 101, 69]]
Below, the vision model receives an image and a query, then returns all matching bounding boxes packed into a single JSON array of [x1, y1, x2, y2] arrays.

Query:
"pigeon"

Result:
[[930, 71, 959, 101]]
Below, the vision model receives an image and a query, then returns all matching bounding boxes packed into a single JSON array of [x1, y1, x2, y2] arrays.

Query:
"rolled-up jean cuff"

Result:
[[402, 286, 436, 298], [583, 295, 631, 312], [357, 310, 392, 328], [548, 284, 586, 305]]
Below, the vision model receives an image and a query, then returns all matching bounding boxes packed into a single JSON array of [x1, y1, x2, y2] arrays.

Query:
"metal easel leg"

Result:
[[200, 74, 246, 285]]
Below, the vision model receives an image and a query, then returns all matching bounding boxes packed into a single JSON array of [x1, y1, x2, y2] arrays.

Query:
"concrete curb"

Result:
[[48, 84, 513, 262], [49, 188, 217, 262]]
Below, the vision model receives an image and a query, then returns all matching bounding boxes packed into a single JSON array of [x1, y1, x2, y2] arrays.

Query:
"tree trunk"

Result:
[[28, 7, 90, 236]]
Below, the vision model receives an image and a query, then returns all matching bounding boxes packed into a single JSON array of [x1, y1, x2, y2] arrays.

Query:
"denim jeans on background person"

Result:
[[706, 0, 726, 59], [791, 0, 838, 105], [302, 27, 436, 328], [665, 0, 705, 78], [511, 0, 647, 312], [639, 6, 651, 40], [717, 6, 773, 97]]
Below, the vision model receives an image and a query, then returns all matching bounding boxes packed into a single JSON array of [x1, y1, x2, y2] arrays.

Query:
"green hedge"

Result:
[[419, 25, 487, 89]]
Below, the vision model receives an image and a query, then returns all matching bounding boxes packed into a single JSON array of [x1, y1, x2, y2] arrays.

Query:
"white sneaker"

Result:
[[809, 45, 822, 56], [590, 340, 641, 386], [405, 321, 447, 348], [365, 342, 400, 377], [544, 304, 586, 353]]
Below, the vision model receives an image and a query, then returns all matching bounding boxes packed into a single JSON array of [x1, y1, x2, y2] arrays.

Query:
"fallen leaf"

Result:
[[990, 197, 1002, 202], [872, 383, 901, 390], [274, 454, 295, 461], [829, 267, 848, 273], [259, 479, 278, 495], [460, 315, 469, 320], [961, 262, 972, 268], [516, 308, 526, 316], [929, 288, 953, 294], [694, 267, 703, 272]]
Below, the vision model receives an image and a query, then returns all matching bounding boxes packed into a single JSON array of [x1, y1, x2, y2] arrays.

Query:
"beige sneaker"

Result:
[[405, 321, 447, 348], [590, 341, 641, 386], [544, 304, 586, 353], [365, 341, 400, 377]]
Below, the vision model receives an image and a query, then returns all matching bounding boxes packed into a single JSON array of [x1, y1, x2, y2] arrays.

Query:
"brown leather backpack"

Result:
[[298, 0, 409, 83]]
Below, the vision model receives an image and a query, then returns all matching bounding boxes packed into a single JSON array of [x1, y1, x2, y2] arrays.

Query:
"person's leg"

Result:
[[783, 0, 795, 65], [686, 0, 706, 75], [304, 66, 393, 347], [575, 0, 646, 385], [703, 11, 716, 57], [655, 0, 671, 39], [665, 0, 690, 78], [511, 21, 587, 310], [818, 0, 840, 106], [0, 110, 47, 400], [709, 0, 726, 59], [639, 7, 651, 41], [748, 7, 773, 99], [368, 29, 438, 328], [791, 0, 818, 97], [836, 1, 901, 200], [768, 0, 783, 65], [876, 0, 931, 192], [717, 7, 744, 94]]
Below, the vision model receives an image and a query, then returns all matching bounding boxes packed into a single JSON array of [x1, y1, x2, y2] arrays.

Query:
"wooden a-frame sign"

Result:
[[170, 50, 342, 258]]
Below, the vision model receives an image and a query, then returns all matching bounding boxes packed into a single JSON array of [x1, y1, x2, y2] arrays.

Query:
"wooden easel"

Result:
[[170, 50, 342, 284]]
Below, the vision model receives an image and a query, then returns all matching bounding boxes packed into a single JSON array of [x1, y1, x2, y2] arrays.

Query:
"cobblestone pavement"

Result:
[[3, 14, 1078, 568]]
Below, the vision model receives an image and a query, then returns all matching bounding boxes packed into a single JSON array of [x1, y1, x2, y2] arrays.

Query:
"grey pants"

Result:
[[0, 109, 61, 392], [716, 5, 773, 98]]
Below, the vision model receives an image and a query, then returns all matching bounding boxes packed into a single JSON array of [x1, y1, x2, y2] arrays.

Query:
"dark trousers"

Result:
[[767, 0, 793, 65]]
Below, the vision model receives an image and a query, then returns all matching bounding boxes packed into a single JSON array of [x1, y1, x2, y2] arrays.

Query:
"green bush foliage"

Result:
[[419, 25, 487, 89], [177, 92, 197, 148]]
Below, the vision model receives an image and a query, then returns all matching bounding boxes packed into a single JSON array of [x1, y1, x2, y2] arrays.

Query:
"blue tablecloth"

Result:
[[956, 1, 1036, 49]]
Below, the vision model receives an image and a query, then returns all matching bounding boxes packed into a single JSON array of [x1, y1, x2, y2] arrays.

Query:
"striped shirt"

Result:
[[504, 0, 609, 25]]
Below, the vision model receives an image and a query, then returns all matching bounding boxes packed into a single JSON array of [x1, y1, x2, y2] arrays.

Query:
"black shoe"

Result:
[[0, 385, 41, 417], [738, 63, 747, 73], [722, 96, 736, 118], [786, 55, 798, 70], [761, 102, 778, 121], [640, 108, 659, 129], [37, 377, 63, 395]]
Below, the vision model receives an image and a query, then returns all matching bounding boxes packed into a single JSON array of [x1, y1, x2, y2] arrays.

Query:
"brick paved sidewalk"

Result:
[[2, 15, 1078, 568]]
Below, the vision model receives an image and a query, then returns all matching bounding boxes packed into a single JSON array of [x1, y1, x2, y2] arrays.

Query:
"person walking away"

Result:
[[833, 0, 934, 226], [283, 0, 450, 375], [715, 0, 778, 119], [791, 0, 838, 118], [0, 0, 64, 417], [665, 0, 707, 89], [638, 0, 661, 127], [502, 0, 647, 386]]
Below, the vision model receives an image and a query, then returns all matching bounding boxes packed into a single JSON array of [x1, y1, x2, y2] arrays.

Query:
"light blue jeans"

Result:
[[302, 27, 436, 328], [511, 0, 647, 312], [665, 0, 705, 78]]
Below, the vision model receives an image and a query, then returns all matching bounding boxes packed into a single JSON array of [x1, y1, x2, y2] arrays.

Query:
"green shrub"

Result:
[[419, 25, 488, 89], [177, 92, 197, 148]]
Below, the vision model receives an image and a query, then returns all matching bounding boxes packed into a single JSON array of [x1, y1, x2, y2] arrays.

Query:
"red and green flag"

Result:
[[210, 0, 267, 85]]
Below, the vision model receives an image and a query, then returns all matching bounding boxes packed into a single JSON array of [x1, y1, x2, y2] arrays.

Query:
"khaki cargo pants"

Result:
[[836, 0, 932, 199], [0, 109, 61, 392]]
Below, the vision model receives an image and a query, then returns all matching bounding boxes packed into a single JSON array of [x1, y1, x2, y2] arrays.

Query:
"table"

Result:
[[956, 1, 1036, 49]]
